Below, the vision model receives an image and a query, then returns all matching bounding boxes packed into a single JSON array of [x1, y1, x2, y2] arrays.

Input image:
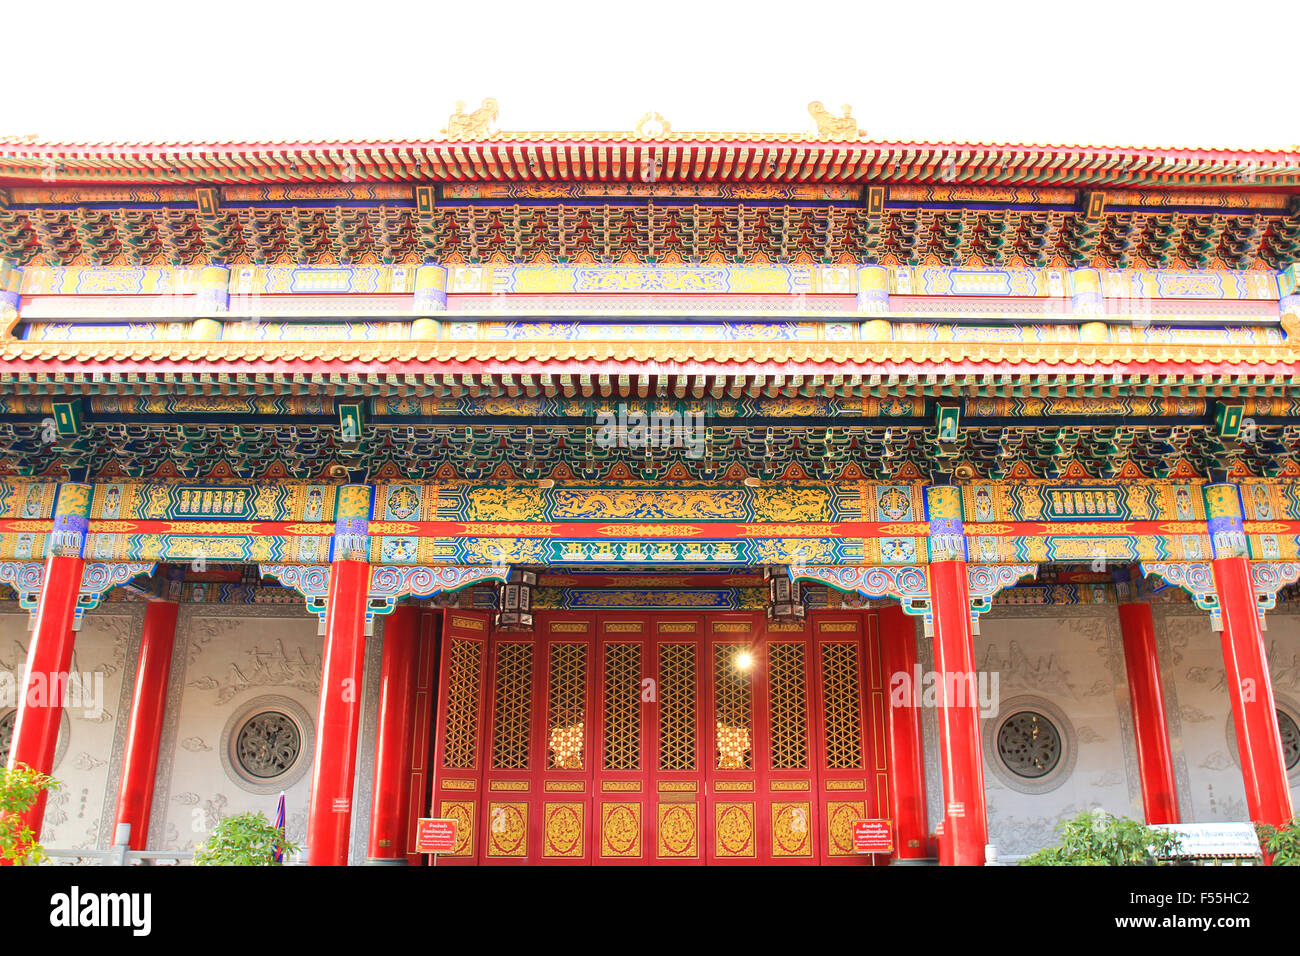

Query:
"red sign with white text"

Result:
[[415, 818, 458, 854], [852, 819, 893, 854]]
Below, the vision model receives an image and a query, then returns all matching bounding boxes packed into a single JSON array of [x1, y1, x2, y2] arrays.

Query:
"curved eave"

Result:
[[1, 342, 1299, 385], [2, 137, 1298, 189]]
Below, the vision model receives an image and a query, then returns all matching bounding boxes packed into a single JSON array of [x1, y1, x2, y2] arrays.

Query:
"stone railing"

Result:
[[42, 824, 307, 866]]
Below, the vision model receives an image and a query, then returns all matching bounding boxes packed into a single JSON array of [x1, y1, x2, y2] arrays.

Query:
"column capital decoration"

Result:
[[792, 563, 933, 628], [1203, 483, 1247, 559], [51, 481, 93, 558], [331, 484, 372, 562], [0, 559, 155, 630], [924, 484, 966, 562], [966, 564, 1037, 633], [259, 563, 511, 633], [1249, 560, 1300, 628], [1141, 561, 1221, 629]]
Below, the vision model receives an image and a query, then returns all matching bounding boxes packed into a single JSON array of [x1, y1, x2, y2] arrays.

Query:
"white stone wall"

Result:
[[6, 596, 1295, 863], [0, 605, 144, 850], [1153, 605, 1300, 822], [923, 605, 1145, 857], [915, 602, 1300, 859], [148, 603, 380, 864], [150, 605, 322, 853]]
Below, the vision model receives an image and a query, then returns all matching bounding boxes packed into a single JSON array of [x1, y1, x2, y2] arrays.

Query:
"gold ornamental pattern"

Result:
[[602, 643, 641, 771], [441, 639, 483, 770], [491, 643, 534, 771]]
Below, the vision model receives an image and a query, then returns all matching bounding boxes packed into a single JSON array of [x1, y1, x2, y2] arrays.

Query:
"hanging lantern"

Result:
[[494, 567, 537, 631], [764, 565, 805, 622]]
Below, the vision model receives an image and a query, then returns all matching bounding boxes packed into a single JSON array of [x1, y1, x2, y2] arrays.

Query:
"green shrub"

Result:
[[1021, 809, 1182, 866], [193, 811, 299, 866], [1256, 815, 1300, 866], [0, 764, 60, 866]]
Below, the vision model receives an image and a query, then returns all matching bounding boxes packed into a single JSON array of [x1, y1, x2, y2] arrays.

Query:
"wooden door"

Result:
[[428, 610, 492, 864], [534, 613, 595, 863]]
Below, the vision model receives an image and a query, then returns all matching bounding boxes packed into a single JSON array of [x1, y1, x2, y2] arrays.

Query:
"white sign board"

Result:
[[1155, 823, 1261, 858]]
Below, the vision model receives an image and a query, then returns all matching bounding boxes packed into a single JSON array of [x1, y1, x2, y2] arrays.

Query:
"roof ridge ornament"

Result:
[[807, 101, 860, 141], [442, 98, 499, 139], [634, 111, 672, 140]]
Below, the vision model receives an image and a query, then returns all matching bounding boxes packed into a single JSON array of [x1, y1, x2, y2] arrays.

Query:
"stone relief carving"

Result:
[[1186, 664, 1227, 691], [987, 801, 1088, 856], [87, 607, 145, 851], [1088, 770, 1124, 787], [1265, 640, 1300, 689], [1083, 678, 1113, 698], [979, 640, 1077, 699], [1204, 785, 1246, 821], [347, 627, 383, 864], [151, 605, 313, 850], [180, 736, 212, 752], [1076, 725, 1105, 743], [44, 788, 70, 828], [1151, 608, 1195, 823], [72, 752, 105, 771], [219, 694, 315, 795], [188, 637, 321, 703], [1199, 751, 1234, 771], [1179, 705, 1216, 723]]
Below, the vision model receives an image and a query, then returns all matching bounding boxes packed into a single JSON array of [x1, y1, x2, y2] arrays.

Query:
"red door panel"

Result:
[[763, 615, 820, 864], [593, 614, 651, 864], [425, 608, 889, 866], [533, 613, 596, 864], [428, 610, 492, 865]]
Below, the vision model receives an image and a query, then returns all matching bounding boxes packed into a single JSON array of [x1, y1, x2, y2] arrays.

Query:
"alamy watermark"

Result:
[[890, 666, 1000, 718], [595, 403, 705, 458], [0, 670, 105, 720]]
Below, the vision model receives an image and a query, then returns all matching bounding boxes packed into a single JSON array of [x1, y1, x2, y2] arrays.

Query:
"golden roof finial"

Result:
[[808, 101, 860, 141], [634, 111, 672, 140], [442, 98, 499, 139]]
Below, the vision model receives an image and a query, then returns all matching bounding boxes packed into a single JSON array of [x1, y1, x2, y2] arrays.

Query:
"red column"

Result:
[[366, 604, 420, 864], [1117, 602, 1180, 824], [5, 551, 84, 839], [877, 603, 929, 861], [928, 560, 988, 865], [1213, 555, 1294, 827], [306, 558, 370, 866], [405, 609, 440, 865], [113, 599, 179, 850]]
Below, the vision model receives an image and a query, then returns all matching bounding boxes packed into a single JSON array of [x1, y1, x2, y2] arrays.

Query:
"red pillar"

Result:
[[6, 481, 93, 845], [928, 559, 989, 866], [5, 552, 83, 838], [306, 557, 370, 866], [877, 603, 929, 861], [366, 604, 420, 864], [1117, 602, 1180, 824], [113, 599, 179, 850], [1213, 555, 1294, 827]]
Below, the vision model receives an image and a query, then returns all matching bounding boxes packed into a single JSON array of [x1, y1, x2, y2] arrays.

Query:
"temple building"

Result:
[[1, 107, 1299, 865]]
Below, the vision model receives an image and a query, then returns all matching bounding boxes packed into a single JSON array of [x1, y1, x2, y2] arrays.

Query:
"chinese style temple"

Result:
[[2, 105, 1299, 866]]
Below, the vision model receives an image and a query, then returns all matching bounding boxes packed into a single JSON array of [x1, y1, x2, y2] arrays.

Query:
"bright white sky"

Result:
[[5, 0, 1295, 149]]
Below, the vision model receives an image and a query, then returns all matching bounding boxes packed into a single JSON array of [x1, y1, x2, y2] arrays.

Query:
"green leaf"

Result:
[[193, 811, 300, 866]]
